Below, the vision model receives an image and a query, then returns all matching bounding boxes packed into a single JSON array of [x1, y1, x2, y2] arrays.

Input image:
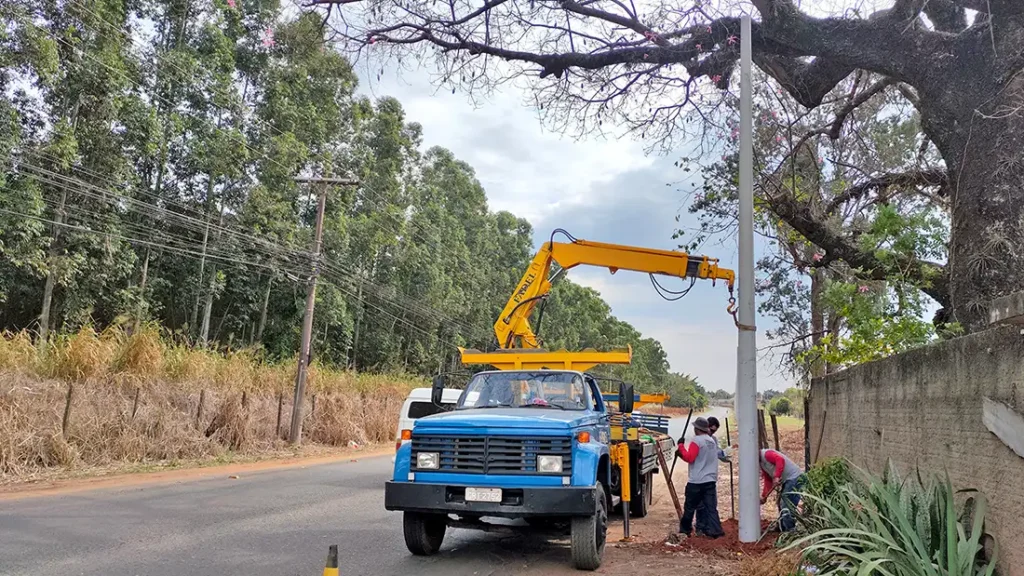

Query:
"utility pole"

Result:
[[289, 176, 358, 445], [736, 13, 761, 543]]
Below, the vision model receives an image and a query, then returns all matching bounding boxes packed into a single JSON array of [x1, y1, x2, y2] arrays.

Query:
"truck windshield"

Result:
[[458, 372, 587, 410]]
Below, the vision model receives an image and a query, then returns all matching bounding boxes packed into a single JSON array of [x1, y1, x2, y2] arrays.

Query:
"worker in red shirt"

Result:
[[759, 448, 804, 532]]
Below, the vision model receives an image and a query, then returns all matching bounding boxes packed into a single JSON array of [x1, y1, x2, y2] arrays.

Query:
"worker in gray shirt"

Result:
[[676, 417, 724, 538]]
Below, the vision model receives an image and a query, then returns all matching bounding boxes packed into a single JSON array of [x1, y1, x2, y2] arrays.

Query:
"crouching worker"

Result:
[[759, 448, 804, 532], [677, 417, 724, 538]]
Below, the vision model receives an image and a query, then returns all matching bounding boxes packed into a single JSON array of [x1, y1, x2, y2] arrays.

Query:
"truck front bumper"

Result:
[[384, 481, 596, 518]]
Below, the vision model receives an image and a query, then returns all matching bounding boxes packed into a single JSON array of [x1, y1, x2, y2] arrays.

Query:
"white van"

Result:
[[392, 388, 462, 459]]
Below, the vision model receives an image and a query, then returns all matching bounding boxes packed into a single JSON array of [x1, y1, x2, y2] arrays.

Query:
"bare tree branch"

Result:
[[824, 168, 948, 214], [762, 176, 949, 307]]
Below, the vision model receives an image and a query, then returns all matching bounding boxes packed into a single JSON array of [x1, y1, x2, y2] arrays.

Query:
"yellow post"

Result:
[[323, 544, 339, 576], [611, 443, 632, 540]]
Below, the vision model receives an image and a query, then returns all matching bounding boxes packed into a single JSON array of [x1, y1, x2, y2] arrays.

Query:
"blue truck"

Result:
[[384, 368, 673, 571]]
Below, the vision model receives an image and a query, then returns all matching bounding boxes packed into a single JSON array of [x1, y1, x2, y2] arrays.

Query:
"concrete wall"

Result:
[[808, 325, 1024, 575]]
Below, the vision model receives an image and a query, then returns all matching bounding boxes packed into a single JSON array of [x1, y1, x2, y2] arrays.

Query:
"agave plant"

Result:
[[784, 463, 998, 576]]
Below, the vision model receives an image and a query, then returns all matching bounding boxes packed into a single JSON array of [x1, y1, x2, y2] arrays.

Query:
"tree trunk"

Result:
[[191, 217, 210, 335], [256, 275, 272, 343], [199, 264, 217, 347], [809, 268, 825, 380], [134, 245, 152, 333], [935, 82, 1024, 332], [351, 281, 364, 371], [39, 187, 68, 347], [198, 202, 226, 348]]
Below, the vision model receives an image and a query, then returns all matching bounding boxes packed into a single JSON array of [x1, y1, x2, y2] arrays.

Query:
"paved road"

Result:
[[667, 405, 732, 441], [0, 456, 593, 576], [0, 409, 730, 576]]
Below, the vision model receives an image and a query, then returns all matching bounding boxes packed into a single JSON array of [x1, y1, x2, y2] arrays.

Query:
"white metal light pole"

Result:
[[736, 13, 761, 543]]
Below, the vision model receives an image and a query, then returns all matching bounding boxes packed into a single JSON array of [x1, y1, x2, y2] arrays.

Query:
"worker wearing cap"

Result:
[[759, 448, 804, 532], [676, 417, 724, 538]]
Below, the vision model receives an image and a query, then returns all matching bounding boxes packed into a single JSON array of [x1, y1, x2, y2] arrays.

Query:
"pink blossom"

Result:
[[262, 28, 275, 47], [643, 53, 649, 59], [711, 74, 722, 84], [644, 30, 659, 42], [368, 36, 377, 45], [770, 111, 778, 119], [775, 136, 782, 143], [858, 285, 870, 293], [812, 253, 823, 262], [796, 280, 803, 288], [706, 25, 712, 33], [695, 43, 702, 52], [226, 0, 236, 7], [727, 35, 738, 46]]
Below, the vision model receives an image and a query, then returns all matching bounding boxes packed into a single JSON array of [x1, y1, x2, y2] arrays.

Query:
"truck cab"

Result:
[[385, 369, 631, 570]]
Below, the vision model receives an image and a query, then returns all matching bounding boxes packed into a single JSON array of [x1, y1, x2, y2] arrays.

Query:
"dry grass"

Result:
[[0, 327, 423, 482], [738, 551, 802, 576]]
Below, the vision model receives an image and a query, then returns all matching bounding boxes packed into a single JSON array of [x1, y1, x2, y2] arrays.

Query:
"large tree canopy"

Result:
[[324, 0, 1024, 333]]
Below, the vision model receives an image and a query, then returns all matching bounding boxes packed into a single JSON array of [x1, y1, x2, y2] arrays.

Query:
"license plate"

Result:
[[465, 487, 502, 503]]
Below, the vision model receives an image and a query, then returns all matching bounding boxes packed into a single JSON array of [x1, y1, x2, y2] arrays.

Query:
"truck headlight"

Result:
[[537, 455, 563, 473], [417, 452, 439, 470]]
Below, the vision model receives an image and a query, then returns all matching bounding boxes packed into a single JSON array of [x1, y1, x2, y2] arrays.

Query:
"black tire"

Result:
[[571, 484, 608, 571], [403, 512, 447, 556], [630, 472, 652, 518]]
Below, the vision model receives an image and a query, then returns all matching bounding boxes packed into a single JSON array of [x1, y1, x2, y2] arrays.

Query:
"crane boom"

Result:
[[459, 231, 736, 370]]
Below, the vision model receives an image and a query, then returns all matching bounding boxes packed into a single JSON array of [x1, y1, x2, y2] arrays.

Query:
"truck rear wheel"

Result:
[[403, 512, 447, 556], [630, 472, 653, 518], [571, 484, 607, 571]]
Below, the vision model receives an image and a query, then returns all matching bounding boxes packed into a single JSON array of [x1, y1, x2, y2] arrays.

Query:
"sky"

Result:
[[354, 64, 792, 394]]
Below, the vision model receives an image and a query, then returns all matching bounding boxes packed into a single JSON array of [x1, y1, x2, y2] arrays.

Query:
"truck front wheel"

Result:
[[403, 512, 447, 556], [570, 484, 607, 571]]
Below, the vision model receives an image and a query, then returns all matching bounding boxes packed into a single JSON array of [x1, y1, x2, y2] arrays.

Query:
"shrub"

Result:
[[769, 396, 792, 415], [786, 463, 998, 576]]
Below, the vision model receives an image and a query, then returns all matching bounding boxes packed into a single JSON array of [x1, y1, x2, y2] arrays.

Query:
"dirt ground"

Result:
[[593, 420, 807, 575]]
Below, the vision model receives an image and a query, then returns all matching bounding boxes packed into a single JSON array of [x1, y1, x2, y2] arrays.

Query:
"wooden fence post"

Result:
[[770, 413, 781, 451], [803, 397, 811, 470], [131, 387, 141, 421], [276, 392, 284, 437], [61, 382, 75, 438], [196, 389, 206, 427], [757, 409, 768, 450]]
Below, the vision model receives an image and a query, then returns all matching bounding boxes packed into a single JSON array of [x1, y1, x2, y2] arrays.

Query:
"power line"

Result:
[[11, 160, 485, 339]]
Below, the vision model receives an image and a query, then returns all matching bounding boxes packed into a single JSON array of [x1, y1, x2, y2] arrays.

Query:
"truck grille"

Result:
[[411, 435, 573, 475]]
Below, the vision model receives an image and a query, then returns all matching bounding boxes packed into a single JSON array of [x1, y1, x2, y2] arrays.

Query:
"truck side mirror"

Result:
[[618, 382, 634, 414], [431, 375, 445, 406]]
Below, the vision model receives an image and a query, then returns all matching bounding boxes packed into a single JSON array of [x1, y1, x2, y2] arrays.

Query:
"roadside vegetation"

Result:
[[780, 459, 998, 576], [0, 326, 416, 481]]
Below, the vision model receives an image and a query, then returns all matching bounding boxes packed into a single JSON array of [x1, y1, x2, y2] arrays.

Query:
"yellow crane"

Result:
[[459, 228, 736, 376]]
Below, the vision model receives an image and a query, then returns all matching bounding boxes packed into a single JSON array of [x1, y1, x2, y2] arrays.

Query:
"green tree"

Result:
[[768, 396, 791, 416]]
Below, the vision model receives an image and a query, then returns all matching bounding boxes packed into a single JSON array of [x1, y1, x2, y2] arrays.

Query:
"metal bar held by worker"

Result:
[[670, 407, 694, 477], [725, 417, 736, 520]]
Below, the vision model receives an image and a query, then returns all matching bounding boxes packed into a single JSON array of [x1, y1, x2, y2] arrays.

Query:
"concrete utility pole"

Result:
[[289, 176, 358, 445], [736, 13, 761, 542]]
